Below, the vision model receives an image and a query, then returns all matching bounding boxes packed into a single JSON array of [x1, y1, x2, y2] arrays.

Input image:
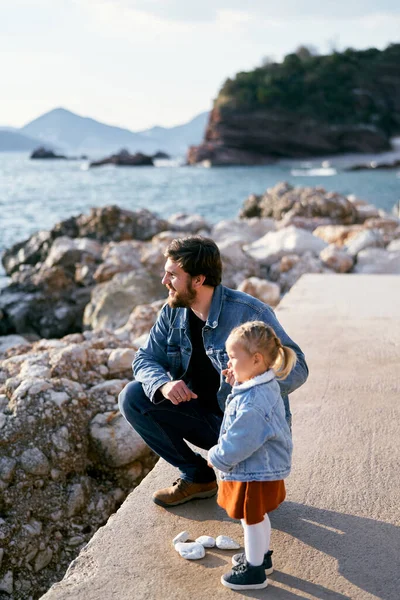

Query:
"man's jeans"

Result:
[[118, 381, 223, 483]]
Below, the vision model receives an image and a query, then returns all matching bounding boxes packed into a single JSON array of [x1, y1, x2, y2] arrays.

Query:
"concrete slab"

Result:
[[42, 274, 400, 600]]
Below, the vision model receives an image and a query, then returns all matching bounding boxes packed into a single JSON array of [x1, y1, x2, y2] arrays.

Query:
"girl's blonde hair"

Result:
[[226, 320, 297, 380]]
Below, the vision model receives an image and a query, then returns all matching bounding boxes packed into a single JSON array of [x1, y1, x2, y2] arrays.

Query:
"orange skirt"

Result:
[[217, 479, 286, 525]]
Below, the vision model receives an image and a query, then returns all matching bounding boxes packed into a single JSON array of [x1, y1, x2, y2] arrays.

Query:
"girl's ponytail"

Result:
[[273, 344, 297, 380]]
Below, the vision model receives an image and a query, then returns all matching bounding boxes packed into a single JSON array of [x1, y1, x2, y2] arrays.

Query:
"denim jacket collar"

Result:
[[233, 369, 275, 392], [172, 284, 224, 331]]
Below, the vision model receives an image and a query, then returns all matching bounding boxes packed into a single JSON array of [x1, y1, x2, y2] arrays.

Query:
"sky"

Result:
[[1, 0, 399, 131]]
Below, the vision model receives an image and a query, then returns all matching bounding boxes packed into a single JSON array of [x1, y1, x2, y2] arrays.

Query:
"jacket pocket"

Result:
[[166, 346, 182, 378]]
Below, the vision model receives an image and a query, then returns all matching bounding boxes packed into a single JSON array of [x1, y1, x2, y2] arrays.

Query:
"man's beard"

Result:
[[167, 282, 196, 308]]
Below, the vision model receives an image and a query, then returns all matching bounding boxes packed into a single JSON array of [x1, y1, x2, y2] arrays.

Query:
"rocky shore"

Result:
[[0, 183, 399, 599]]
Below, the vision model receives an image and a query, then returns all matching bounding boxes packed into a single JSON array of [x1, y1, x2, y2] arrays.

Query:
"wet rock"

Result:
[[20, 448, 50, 476], [175, 542, 205, 560], [237, 277, 280, 307], [216, 535, 240, 550]]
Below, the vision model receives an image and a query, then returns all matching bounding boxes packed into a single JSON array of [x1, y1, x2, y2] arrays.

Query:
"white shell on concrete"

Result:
[[195, 536, 216, 548], [215, 536, 240, 550], [172, 531, 190, 546], [175, 542, 205, 560]]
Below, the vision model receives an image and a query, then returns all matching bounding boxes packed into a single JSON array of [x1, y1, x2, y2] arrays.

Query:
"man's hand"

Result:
[[222, 368, 235, 386], [160, 380, 198, 405]]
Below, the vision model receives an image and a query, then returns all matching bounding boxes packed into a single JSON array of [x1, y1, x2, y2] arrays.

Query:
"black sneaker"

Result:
[[232, 549, 273, 574], [221, 561, 268, 590]]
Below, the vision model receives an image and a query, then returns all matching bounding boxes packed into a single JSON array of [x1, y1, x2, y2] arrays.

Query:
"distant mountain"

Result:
[[136, 112, 210, 155], [19, 107, 209, 156], [0, 129, 51, 152]]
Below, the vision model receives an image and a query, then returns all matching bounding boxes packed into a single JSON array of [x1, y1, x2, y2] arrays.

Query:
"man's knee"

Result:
[[118, 380, 149, 418]]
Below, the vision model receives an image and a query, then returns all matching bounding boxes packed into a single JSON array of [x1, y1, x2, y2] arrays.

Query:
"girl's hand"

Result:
[[207, 461, 213, 468], [222, 368, 235, 386]]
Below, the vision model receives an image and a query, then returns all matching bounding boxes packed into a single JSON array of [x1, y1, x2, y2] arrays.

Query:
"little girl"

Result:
[[207, 320, 296, 590]]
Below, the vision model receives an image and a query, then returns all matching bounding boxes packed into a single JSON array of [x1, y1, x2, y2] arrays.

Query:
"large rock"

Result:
[[240, 183, 358, 224], [237, 277, 280, 307], [93, 241, 143, 283], [83, 269, 166, 331], [244, 226, 327, 266], [90, 412, 149, 468], [353, 248, 400, 274], [0, 207, 169, 339], [167, 213, 211, 233], [211, 218, 275, 245], [319, 245, 354, 273], [345, 229, 385, 257], [312, 224, 364, 247], [0, 330, 157, 598]]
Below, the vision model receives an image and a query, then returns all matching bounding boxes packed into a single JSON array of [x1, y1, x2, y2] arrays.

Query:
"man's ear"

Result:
[[193, 274, 206, 288]]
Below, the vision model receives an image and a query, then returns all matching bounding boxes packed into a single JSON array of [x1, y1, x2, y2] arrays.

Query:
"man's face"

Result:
[[162, 258, 196, 308]]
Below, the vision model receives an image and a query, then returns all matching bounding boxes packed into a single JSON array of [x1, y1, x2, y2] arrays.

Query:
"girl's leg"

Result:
[[241, 519, 266, 567], [262, 513, 272, 554]]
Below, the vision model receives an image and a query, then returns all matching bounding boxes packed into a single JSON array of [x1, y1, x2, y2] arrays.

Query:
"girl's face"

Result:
[[226, 341, 262, 383]]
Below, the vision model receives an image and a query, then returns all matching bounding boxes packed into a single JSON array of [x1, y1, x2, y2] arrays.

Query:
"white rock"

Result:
[[387, 238, 400, 252], [107, 348, 136, 374], [172, 531, 190, 545], [168, 213, 210, 233], [0, 335, 28, 354], [0, 570, 13, 594], [216, 535, 240, 550], [244, 226, 327, 265], [20, 448, 50, 476], [175, 542, 205, 560], [90, 412, 148, 467], [319, 245, 354, 273], [353, 248, 400, 274], [195, 535, 216, 548], [237, 277, 280, 307], [211, 218, 275, 245], [345, 229, 384, 256]]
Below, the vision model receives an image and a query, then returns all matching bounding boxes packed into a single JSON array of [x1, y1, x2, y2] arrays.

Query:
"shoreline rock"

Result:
[[89, 149, 170, 168]]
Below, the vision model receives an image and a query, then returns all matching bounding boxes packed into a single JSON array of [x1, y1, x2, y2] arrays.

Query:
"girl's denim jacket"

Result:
[[208, 370, 293, 482]]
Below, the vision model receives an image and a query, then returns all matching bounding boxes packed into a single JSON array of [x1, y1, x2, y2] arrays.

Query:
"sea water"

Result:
[[1, 152, 399, 285]]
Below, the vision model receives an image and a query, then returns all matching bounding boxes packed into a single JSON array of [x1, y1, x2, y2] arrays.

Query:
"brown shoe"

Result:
[[152, 478, 218, 507]]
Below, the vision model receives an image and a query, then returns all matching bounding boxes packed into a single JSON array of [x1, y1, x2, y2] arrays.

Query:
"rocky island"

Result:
[[89, 149, 170, 168], [188, 44, 400, 165], [0, 184, 399, 598]]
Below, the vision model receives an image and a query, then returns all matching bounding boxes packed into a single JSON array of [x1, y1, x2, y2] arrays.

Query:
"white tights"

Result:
[[240, 513, 271, 567]]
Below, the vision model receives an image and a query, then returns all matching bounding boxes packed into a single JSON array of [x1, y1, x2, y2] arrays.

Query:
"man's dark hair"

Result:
[[164, 236, 222, 287]]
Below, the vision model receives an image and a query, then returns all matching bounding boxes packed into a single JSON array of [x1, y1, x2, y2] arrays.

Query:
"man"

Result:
[[119, 236, 308, 507]]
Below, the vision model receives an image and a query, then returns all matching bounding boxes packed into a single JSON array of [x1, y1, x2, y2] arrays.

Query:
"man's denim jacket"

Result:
[[207, 370, 292, 481], [133, 284, 308, 421]]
